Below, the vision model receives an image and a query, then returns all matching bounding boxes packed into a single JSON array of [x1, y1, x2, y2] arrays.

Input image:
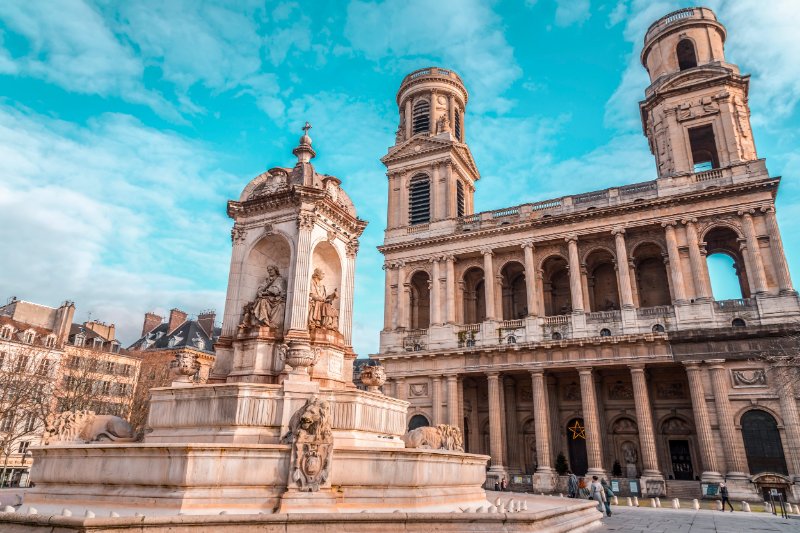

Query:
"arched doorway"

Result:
[[542, 256, 571, 316], [522, 418, 537, 474], [567, 418, 588, 476], [501, 261, 527, 319], [408, 414, 429, 431], [704, 227, 751, 298], [741, 410, 788, 475], [585, 249, 619, 311], [661, 416, 695, 481]]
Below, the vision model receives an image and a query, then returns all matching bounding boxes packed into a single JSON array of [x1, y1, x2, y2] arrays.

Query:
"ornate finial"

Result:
[[293, 120, 316, 162]]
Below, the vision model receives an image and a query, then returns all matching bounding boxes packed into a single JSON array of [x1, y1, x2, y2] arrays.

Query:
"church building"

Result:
[[372, 7, 800, 502]]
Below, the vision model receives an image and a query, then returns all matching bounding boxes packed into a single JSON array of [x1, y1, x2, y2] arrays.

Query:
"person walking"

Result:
[[567, 471, 578, 498], [494, 480, 500, 491], [500, 477, 508, 491], [719, 482, 734, 512], [590, 476, 606, 514], [600, 479, 613, 517]]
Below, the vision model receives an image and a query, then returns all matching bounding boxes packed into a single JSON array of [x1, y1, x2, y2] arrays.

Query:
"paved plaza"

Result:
[[599, 506, 799, 532]]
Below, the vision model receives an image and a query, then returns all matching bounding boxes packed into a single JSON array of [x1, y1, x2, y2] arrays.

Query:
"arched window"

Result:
[[408, 414, 429, 431], [501, 262, 527, 320], [551, 332, 562, 341], [652, 324, 665, 333], [462, 267, 486, 324], [677, 39, 698, 71], [599, 328, 612, 337], [741, 410, 788, 475], [456, 180, 465, 218], [633, 243, 671, 307], [454, 109, 462, 141], [542, 256, 571, 316], [586, 250, 619, 311], [412, 99, 430, 135], [408, 175, 430, 225], [732, 318, 746, 328], [409, 271, 431, 329], [705, 227, 749, 299]]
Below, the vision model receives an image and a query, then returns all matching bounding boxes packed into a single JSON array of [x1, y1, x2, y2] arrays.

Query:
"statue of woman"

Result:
[[308, 268, 338, 331], [251, 265, 287, 329]]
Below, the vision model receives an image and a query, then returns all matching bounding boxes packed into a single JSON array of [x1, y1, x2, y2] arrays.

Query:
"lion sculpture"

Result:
[[402, 424, 464, 452], [43, 410, 136, 445], [281, 396, 333, 492]]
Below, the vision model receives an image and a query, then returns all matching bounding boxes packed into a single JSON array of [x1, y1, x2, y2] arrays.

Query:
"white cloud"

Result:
[[344, 0, 522, 112], [555, 0, 591, 27], [0, 104, 236, 345], [0, 0, 177, 119]]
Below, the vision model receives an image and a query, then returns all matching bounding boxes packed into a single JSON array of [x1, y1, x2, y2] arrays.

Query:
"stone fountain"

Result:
[[0, 127, 600, 532]]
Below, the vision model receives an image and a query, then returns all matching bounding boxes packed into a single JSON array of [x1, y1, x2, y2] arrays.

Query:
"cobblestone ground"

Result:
[[599, 505, 800, 532]]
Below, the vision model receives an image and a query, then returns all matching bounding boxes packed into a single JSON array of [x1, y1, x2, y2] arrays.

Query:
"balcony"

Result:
[[713, 298, 756, 312]]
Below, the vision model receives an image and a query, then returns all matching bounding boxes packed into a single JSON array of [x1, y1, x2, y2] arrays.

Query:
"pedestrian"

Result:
[[600, 479, 613, 517], [494, 480, 499, 491], [578, 476, 590, 499], [567, 470, 578, 498], [590, 476, 606, 514], [719, 482, 734, 512], [501, 477, 508, 491]]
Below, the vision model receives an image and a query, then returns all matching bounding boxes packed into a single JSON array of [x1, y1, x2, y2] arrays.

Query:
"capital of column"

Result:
[[706, 359, 726, 371], [682, 360, 702, 371], [759, 205, 776, 215], [446, 374, 458, 382], [565, 234, 578, 244], [486, 371, 500, 379], [444, 254, 456, 263], [611, 227, 625, 237], [529, 368, 545, 377], [661, 220, 677, 229], [628, 363, 646, 373], [737, 208, 756, 218], [480, 247, 494, 256], [521, 241, 536, 250], [681, 217, 698, 226], [577, 366, 593, 376]]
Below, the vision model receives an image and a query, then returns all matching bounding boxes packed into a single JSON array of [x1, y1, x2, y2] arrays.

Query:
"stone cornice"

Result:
[[377, 178, 777, 256]]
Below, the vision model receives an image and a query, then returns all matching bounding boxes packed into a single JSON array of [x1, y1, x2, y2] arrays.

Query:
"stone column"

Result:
[[383, 262, 394, 330], [740, 210, 768, 294], [430, 257, 442, 325], [386, 173, 398, 229], [288, 213, 316, 332], [629, 365, 661, 478], [531, 370, 553, 473], [404, 99, 412, 140], [503, 377, 520, 471], [578, 367, 606, 477], [447, 374, 460, 428], [431, 375, 443, 426], [612, 228, 634, 309], [774, 361, 800, 481], [341, 241, 358, 346], [429, 90, 438, 135], [393, 262, 406, 330], [566, 236, 585, 312], [708, 360, 748, 478], [662, 221, 687, 304], [445, 255, 456, 323], [682, 362, 722, 481], [522, 242, 538, 316], [683, 219, 712, 301], [761, 206, 794, 294], [467, 382, 480, 453], [482, 248, 496, 320], [399, 171, 409, 228], [457, 377, 464, 431], [395, 376, 407, 401], [487, 372, 505, 471], [222, 225, 249, 337]]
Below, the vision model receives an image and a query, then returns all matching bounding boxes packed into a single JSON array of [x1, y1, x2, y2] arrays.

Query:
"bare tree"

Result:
[[128, 356, 173, 440], [752, 324, 800, 395]]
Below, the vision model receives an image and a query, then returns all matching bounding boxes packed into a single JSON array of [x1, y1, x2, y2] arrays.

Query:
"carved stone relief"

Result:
[[612, 417, 638, 435], [409, 383, 429, 397], [656, 382, 686, 400], [661, 417, 692, 435], [731, 369, 766, 388], [563, 382, 580, 402], [519, 385, 532, 402], [608, 381, 634, 401], [281, 396, 333, 492]]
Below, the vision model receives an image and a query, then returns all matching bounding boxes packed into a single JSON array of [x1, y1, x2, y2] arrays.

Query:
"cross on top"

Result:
[[302, 122, 312, 134]]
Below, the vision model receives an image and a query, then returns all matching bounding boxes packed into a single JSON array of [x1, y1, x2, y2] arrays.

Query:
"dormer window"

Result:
[[0, 326, 13, 340], [168, 336, 178, 348], [44, 335, 56, 348], [92, 338, 103, 349], [412, 99, 430, 135], [74, 334, 85, 347], [22, 330, 35, 344]]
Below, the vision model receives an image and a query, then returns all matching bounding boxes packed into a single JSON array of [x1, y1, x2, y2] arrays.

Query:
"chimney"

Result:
[[197, 310, 216, 337], [85, 320, 115, 342], [167, 308, 188, 334], [141, 312, 163, 337], [55, 301, 76, 347]]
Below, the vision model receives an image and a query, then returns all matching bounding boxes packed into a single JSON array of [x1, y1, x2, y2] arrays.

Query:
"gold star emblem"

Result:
[[569, 420, 586, 440]]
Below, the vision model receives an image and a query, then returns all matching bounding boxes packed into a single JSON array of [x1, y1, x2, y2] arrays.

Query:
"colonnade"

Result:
[[387, 360, 800, 484], [383, 209, 793, 330]]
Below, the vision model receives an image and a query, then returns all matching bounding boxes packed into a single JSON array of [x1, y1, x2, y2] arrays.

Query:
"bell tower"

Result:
[[640, 7, 757, 178], [382, 67, 480, 232]]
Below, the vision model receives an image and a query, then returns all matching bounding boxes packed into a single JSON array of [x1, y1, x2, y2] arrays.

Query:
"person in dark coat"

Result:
[[567, 471, 578, 498], [719, 482, 734, 512]]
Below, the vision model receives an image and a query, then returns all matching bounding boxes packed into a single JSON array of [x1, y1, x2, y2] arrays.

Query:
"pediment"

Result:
[[382, 135, 480, 179]]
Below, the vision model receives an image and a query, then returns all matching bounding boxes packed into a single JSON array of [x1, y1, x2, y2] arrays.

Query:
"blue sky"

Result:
[[1, 0, 799, 355]]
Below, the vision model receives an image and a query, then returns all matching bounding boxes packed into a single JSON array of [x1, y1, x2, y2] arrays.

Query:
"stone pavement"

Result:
[[599, 505, 799, 532]]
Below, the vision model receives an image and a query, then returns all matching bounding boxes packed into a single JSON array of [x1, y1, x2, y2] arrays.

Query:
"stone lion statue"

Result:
[[281, 396, 334, 492], [402, 424, 464, 452], [43, 410, 136, 445]]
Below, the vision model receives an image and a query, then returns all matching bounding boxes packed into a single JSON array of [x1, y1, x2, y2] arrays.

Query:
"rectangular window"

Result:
[[18, 441, 30, 454], [688, 124, 720, 172], [456, 181, 465, 218]]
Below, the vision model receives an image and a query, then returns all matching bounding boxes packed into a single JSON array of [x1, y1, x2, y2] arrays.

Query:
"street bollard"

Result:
[[655, 497, 662, 508], [715, 500, 723, 511], [672, 498, 680, 509], [692, 499, 699, 510], [741, 501, 750, 512], [626, 497, 633, 507], [651, 498, 657, 508], [613, 496, 619, 505], [633, 496, 639, 507]]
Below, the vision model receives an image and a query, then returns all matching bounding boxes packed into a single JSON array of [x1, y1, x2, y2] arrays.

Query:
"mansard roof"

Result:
[[127, 318, 220, 354]]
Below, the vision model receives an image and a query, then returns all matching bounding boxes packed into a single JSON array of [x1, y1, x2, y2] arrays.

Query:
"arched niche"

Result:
[[240, 233, 292, 328], [309, 240, 343, 328]]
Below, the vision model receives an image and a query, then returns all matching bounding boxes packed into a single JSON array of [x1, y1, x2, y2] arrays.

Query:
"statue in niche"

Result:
[[436, 113, 451, 134], [241, 265, 286, 330], [621, 441, 639, 478], [308, 268, 339, 331]]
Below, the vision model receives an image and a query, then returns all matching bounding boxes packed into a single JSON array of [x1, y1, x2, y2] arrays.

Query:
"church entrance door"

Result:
[[741, 410, 788, 475], [567, 418, 588, 476], [669, 440, 693, 480]]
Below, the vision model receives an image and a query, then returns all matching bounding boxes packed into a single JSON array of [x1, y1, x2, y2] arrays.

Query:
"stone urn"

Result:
[[359, 364, 386, 393], [279, 340, 319, 379], [170, 352, 199, 386]]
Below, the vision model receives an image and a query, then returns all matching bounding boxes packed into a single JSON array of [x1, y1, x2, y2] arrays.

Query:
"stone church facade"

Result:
[[372, 7, 800, 502]]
